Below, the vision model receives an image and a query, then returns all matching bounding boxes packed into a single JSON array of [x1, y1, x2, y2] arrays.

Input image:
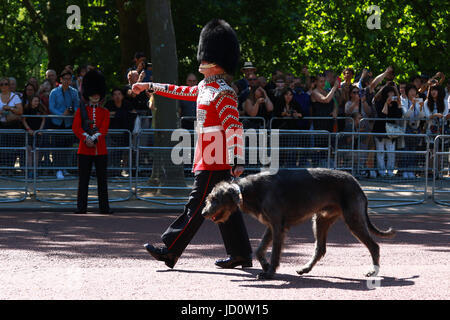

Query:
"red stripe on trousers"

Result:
[[167, 171, 213, 251]]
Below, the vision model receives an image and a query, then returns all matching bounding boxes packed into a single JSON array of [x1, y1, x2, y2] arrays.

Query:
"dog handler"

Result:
[[132, 19, 252, 269]]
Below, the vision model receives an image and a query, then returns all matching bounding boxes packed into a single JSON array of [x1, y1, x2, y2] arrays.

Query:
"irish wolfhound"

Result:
[[202, 168, 395, 280]]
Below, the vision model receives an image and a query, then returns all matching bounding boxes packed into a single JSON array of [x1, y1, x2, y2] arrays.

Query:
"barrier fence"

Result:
[[135, 129, 194, 205], [432, 135, 450, 206], [0, 129, 28, 202], [32, 129, 133, 205], [1, 115, 449, 207], [335, 132, 429, 207]]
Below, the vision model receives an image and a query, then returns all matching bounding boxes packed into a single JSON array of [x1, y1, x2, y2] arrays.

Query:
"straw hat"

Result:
[[241, 61, 257, 72]]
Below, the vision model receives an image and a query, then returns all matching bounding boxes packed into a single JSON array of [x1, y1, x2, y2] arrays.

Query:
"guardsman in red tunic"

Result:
[[72, 70, 112, 215], [133, 19, 252, 269]]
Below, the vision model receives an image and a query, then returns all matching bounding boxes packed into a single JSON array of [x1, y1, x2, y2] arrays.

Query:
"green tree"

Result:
[[146, 0, 186, 192]]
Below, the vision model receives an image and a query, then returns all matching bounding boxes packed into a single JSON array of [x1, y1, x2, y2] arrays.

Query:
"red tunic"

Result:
[[151, 75, 244, 172], [72, 105, 110, 156]]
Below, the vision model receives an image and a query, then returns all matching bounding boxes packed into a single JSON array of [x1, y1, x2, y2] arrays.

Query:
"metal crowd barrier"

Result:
[[134, 129, 333, 204], [432, 135, 450, 206], [180, 116, 266, 129], [0, 129, 28, 202], [135, 129, 194, 205], [335, 132, 429, 207], [275, 130, 332, 169], [269, 116, 354, 131], [1, 114, 448, 208], [32, 129, 133, 205]]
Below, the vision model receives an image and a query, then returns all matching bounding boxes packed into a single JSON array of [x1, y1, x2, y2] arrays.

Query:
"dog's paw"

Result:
[[296, 266, 312, 275], [257, 271, 274, 280], [365, 266, 379, 277]]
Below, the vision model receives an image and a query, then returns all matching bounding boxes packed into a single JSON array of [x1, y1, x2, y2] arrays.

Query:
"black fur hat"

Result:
[[82, 69, 106, 101], [197, 19, 240, 74]]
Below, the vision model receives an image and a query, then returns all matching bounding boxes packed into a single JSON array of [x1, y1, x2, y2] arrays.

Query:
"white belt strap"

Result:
[[197, 125, 224, 133]]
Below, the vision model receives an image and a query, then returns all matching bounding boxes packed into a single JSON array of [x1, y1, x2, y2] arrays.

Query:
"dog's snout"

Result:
[[201, 205, 211, 218]]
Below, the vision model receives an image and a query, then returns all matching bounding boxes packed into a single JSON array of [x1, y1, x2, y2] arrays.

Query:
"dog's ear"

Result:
[[228, 183, 241, 205]]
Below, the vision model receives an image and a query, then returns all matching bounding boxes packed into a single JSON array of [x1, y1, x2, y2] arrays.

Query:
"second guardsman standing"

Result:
[[72, 69, 112, 215], [133, 19, 252, 269]]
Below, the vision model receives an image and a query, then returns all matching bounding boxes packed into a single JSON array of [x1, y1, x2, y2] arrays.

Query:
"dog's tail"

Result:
[[365, 202, 396, 238]]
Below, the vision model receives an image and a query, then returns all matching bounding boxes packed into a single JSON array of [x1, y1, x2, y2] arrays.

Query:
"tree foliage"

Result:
[[0, 0, 448, 89]]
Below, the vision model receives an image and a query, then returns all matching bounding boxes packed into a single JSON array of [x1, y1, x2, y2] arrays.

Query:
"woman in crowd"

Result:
[[273, 87, 303, 167], [424, 85, 449, 135], [344, 86, 377, 176], [400, 84, 427, 179], [344, 86, 375, 125], [310, 74, 339, 166], [243, 86, 273, 129], [22, 95, 47, 134], [0, 77, 24, 173], [22, 82, 37, 107], [22, 95, 47, 178], [38, 80, 52, 114], [0, 77, 23, 128], [104, 87, 135, 176], [424, 85, 449, 178], [274, 87, 302, 129], [372, 85, 403, 177], [311, 74, 339, 132]]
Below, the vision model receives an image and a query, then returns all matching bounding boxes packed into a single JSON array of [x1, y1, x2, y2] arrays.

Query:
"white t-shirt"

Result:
[[424, 99, 449, 134], [401, 98, 426, 129], [0, 92, 22, 122]]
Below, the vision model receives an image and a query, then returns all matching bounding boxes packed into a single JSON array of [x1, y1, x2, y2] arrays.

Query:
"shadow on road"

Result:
[[0, 211, 448, 260], [157, 268, 418, 291]]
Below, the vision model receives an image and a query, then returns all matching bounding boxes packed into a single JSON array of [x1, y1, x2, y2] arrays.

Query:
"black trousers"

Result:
[[161, 170, 252, 258], [77, 154, 110, 212]]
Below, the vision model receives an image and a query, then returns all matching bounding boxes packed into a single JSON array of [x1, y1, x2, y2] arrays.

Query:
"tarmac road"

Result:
[[0, 210, 448, 300]]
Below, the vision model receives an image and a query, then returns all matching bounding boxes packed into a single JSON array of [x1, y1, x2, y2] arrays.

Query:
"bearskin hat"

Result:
[[82, 69, 106, 101], [197, 19, 240, 75]]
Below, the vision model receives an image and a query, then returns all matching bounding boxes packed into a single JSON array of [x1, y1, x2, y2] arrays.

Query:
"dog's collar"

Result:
[[231, 183, 243, 206]]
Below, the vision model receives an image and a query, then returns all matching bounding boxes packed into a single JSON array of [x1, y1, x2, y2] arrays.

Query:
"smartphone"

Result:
[[416, 98, 423, 103], [391, 96, 398, 101]]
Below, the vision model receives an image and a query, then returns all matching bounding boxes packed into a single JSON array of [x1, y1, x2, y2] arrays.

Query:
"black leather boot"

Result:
[[215, 255, 252, 269], [144, 243, 179, 269]]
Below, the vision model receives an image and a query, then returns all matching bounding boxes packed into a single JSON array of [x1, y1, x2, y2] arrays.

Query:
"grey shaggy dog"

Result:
[[202, 168, 396, 280]]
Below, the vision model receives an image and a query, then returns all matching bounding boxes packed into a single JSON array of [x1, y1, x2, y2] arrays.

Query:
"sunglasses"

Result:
[[0, 82, 9, 86], [248, 78, 257, 81], [352, 91, 359, 94]]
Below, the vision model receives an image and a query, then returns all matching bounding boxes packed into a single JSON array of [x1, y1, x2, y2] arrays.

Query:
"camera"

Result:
[[359, 89, 366, 97], [68, 106, 74, 113]]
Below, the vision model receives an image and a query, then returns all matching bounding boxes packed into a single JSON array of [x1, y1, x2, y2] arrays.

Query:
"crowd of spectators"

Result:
[[0, 52, 154, 179], [1, 51, 449, 179], [229, 63, 449, 177]]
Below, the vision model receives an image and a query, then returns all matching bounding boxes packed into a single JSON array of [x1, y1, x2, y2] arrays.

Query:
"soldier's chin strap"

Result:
[[198, 63, 217, 70]]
